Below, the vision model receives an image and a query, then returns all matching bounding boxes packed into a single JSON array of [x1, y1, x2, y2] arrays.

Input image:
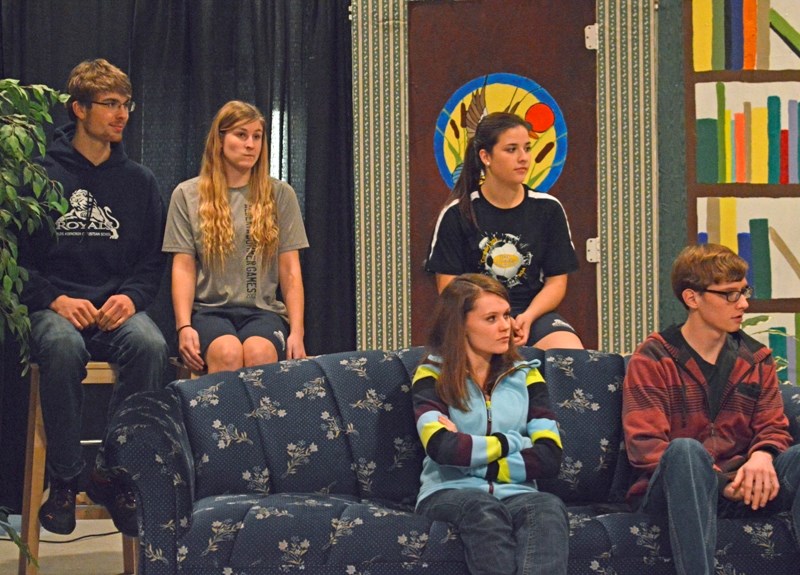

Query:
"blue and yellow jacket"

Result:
[[413, 357, 563, 506]]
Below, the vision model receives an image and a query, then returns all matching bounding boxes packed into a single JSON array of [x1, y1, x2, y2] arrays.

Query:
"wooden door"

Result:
[[408, 0, 599, 348]]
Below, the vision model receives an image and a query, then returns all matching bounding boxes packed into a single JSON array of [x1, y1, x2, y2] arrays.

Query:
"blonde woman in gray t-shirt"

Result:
[[163, 101, 309, 374]]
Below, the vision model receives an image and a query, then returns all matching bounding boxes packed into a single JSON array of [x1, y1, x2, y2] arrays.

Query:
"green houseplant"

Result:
[[0, 79, 68, 366], [1, 506, 36, 567], [742, 314, 799, 383], [0, 79, 68, 566]]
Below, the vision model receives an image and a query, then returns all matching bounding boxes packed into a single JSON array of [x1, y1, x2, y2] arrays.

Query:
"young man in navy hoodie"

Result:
[[20, 58, 168, 537], [622, 243, 800, 575]]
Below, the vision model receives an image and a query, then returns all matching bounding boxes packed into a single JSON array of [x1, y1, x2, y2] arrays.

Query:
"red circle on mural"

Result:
[[525, 103, 555, 133]]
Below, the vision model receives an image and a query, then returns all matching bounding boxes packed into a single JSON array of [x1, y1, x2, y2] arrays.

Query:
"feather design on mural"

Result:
[[464, 83, 487, 140]]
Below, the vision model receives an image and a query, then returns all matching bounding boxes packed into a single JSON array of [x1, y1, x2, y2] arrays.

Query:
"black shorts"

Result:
[[525, 311, 579, 346], [191, 306, 289, 360]]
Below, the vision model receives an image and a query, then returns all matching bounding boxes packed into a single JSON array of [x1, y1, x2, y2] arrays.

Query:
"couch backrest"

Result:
[[171, 348, 800, 506], [171, 348, 426, 506], [531, 349, 627, 504]]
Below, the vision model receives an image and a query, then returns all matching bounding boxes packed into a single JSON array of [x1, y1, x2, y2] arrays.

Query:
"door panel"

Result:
[[408, 0, 598, 347]]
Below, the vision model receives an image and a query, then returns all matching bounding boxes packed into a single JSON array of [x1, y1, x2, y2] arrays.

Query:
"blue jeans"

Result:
[[29, 309, 169, 481], [417, 488, 568, 575], [641, 438, 800, 575]]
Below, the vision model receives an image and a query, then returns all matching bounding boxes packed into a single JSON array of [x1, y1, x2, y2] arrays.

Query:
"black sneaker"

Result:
[[39, 477, 77, 535], [86, 469, 138, 537]]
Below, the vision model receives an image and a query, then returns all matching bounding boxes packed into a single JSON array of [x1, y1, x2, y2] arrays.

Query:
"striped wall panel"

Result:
[[352, 0, 659, 353], [597, 1, 659, 352], [351, 0, 411, 350]]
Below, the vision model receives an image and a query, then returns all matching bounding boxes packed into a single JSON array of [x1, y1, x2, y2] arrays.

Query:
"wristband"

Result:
[[177, 324, 192, 334]]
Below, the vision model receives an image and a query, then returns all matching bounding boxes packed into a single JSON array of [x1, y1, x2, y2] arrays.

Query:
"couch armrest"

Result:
[[104, 389, 194, 570], [781, 384, 800, 445]]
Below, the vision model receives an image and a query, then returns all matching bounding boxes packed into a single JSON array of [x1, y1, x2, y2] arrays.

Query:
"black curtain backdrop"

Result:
[[0, 0, 355, 511]]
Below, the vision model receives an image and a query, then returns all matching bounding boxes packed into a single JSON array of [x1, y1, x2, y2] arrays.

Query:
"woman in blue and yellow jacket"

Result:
[[412, 273, 568, 575]]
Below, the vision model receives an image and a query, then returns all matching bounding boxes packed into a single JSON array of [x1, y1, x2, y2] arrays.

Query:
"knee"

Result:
[[517, 492, 568, 528], [41, 329, 86, 359], [131, 334, 168, 366], [243, 338, 278, 366], [207, 338, 244, 372], [534, 331, 584, 351], [781, 443, 800, 459], [125, 318, 167, 353], [463, 493, 511, 524], [661, 438, 714, 478], [31, 313, 87, 365], [535, 491, 568, 517], [666, 437, 704, 453], [777, 444, 800, 485]]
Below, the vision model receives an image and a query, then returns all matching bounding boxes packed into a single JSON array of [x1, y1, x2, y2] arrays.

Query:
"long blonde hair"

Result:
[[198, 100, 279, 267]]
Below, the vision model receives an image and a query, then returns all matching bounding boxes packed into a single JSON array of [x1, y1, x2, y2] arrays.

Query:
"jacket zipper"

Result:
[[676, 355, 756, 459], [486, 396, 494, 494], [481, 363, 526, 496]]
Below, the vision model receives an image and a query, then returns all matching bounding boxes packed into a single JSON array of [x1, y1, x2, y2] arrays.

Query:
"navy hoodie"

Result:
[[20, 124, 166, 313]]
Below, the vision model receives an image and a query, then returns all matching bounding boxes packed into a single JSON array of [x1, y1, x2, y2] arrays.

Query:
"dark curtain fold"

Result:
[[0, 0, 355, 511], [301, 2, 356, 354]]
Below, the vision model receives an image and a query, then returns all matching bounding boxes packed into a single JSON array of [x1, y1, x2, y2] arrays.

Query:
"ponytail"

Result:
[[451, 138, 484, 227], [445, 112, 529, 229]]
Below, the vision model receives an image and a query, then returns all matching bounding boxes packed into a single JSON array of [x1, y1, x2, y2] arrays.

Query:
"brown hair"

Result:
[[671, 243, 748, 308], [197, 100, 278, 268], [65, 59, 132, 121], [450, 112, 529, 227], [425, 273, 521, 411]]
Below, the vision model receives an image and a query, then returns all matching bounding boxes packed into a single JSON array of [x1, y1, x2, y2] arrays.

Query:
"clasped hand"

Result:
[[723, 451, 780, 510], [51, 294, 135, 331]]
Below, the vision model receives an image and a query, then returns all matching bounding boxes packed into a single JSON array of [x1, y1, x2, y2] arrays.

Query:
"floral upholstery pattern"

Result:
[[104, 348, 800, 575]]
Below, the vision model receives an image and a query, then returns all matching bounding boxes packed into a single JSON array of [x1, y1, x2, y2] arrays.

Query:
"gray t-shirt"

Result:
[[162, 176, 309, 318]]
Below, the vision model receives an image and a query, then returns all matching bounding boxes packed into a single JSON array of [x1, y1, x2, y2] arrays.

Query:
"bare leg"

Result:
[[205, 335, 244, 373], [242, 336, 279, 366], [533, 331, 584, 351]]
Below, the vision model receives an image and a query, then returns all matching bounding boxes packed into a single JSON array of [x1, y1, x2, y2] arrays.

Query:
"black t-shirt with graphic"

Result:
[[426, 187, 578, 315]]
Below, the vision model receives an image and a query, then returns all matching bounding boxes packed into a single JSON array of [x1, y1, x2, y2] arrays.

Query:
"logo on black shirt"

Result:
[[55, 189, 119, 239], [479, 232, 532, 288]]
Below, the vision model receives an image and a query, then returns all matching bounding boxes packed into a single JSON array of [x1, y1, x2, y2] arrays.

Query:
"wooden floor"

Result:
[[0, 517, 130, 575]]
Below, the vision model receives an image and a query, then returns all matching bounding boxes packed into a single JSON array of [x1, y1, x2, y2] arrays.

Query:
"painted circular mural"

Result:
[[434, 73, 567, 192]]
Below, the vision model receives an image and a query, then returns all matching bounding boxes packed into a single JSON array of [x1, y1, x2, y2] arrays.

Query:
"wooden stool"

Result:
[[19, 362, 137, 575], [170, 356, 203, 380]]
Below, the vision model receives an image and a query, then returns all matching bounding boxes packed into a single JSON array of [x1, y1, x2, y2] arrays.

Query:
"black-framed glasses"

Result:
[[89, 99, 136, 113], [702, 285, 754, 302]]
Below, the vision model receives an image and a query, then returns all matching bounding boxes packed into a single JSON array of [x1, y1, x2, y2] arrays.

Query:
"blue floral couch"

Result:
[[103, 348, 800, 574]]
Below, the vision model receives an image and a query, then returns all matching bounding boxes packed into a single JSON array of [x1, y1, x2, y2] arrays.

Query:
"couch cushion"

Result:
[[537, 349, 627, 504], [566, 507, 799, 575], [176, 493, 466, 574]]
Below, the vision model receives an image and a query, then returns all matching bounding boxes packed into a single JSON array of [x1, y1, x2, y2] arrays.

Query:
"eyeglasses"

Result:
[[702, 286, 754, 302], [89, 99, 136, 113]]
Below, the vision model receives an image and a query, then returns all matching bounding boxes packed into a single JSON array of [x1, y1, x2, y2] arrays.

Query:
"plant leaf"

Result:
[[741, 315, 771, 329]]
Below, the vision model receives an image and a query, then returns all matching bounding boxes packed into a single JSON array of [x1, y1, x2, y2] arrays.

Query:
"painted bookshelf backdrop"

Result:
[[693, 0, 800, 72], [688, 0, 800, 356], [695, 82, 800, 184], [697, 197, 800, 299]]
